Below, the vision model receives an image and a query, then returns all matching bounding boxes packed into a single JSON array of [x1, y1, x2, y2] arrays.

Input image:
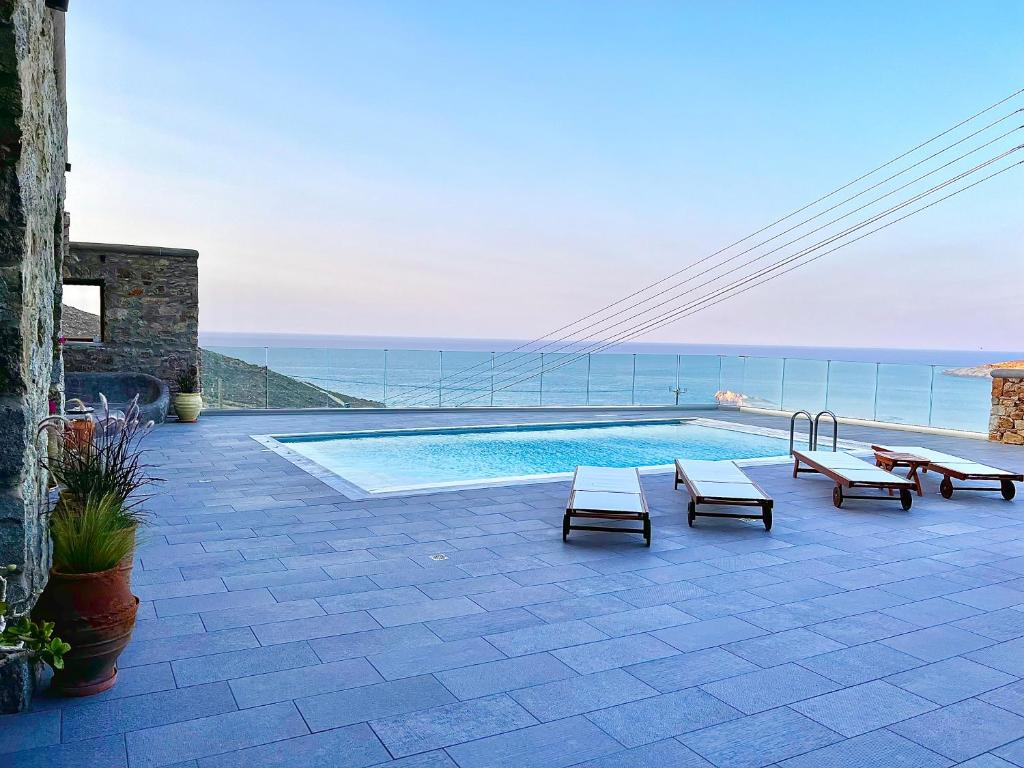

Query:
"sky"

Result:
[[65, 2, 1024, 351]]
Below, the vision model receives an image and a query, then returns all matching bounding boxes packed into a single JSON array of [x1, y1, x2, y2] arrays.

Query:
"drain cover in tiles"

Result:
[[429, 554, 449, 561]]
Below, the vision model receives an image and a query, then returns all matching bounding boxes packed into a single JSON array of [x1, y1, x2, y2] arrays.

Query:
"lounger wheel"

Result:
[[762, 507, 772, 532], [832, 486, 843, 508], [940, 477, 954, 499], [687, 500, 695, 527], [1003, 480, 1017, 501], [900, 488, 913, 511]]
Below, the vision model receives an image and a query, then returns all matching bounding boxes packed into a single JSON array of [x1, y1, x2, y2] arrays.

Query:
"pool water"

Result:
[[275, 419, 790, 493]]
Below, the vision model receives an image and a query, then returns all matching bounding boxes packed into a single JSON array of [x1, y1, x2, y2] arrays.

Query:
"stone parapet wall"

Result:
[[63, 242, 199, 388], [990, 370, 1024, 445]]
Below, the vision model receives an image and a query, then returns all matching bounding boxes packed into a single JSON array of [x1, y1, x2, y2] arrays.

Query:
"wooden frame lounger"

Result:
[[792, 450, 916, 510], [872, 445, 1022, 500], [674, 459, 773, 530], [565, 466, 651, 546]]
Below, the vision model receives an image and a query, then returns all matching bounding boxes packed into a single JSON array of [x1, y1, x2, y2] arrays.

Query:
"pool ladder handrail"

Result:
[[812, 410, 839, 451], [789, 410, 814, 455]]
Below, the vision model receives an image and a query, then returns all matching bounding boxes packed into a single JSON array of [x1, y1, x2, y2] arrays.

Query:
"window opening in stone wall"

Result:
[[61, 282, 103, 342]]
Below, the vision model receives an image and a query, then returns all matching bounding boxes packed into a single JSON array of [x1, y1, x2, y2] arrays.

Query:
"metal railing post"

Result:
[[383, 349, 389, 407], [927, 365, 936, 426], [264, 346, 269, 409], [438, 351, 443, 408], [585, 354, 592, 405], [780, 357, 788, 410], [873, 362, 880, 420], [539, 353, 545, 406], [824, 359, 832, 410], [631, 354, 637, 405], [490, 352, 495, 407]]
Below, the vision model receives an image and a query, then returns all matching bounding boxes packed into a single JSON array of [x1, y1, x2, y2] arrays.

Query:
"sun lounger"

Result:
[[674, 459, 773, 530], [792, 449, 916, 510], [565, 466, 651, 546], [872, 445, 1022, 500]]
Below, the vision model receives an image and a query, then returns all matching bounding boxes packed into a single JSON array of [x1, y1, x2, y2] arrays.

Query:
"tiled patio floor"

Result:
[[4, 408, 1024, 767]]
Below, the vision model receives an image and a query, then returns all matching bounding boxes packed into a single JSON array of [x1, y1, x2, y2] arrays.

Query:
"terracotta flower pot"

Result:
[[32, 559, 138, 697], [173, 392, 203, 422]]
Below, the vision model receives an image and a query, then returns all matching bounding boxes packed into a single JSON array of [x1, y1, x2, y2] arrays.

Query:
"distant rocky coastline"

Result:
[[944, 360, 1024, 379]]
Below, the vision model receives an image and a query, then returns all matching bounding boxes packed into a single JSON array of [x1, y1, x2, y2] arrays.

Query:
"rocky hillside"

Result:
[[60, 304, 101, 341], [201, 348, 382, 409], [945, 360, 1024, 378]]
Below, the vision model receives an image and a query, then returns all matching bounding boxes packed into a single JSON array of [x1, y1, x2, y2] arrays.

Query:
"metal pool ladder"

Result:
[[789, 410, 813, 455], [790, 409, 839, 454], [813, 410, 838, 451]]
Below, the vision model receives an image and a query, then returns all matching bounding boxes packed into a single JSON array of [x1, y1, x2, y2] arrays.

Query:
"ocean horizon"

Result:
[[200, 331, 1022, 368]]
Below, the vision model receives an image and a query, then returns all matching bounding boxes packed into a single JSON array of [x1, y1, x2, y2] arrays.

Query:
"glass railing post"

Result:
[[928, 364, 936, 426], [490, 352, 495, 407], [675, 354, 681, 405], [585, 354, 592, 405], [631, 354, 637, 405], [718, 355, 724, 394], [264, 346, 269, 409], [438, 351, 443, 407], [383, 349, 389, 407]]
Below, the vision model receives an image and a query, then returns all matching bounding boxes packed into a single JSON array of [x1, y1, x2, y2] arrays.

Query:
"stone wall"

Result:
[[0, 1, 67, 617], [990, 370, 1024, 445], [63, 242, 199, 387]]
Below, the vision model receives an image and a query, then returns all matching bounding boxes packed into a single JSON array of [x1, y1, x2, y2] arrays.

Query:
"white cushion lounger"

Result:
[[792, 450, 917, 510], [564, 466, 651, 546], [872, 444, 1022, 500], [674, 459, 773, 530]]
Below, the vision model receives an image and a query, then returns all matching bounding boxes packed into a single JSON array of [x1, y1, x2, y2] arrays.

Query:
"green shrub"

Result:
[[51, 493, 136, 574]]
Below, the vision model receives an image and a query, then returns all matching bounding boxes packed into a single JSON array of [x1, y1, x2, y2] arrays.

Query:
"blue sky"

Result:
[[65, 2, 1023, 350]]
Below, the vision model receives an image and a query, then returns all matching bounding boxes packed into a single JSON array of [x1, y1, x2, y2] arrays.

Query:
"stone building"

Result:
[[991, 370, 1024, 445], [0, 0, 68, 620]]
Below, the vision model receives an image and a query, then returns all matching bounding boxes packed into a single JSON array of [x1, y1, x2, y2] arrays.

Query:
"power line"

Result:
[[449, 152, 1023, 406], [390, 89, 1024, 406], [425, 126, 1023, 406]]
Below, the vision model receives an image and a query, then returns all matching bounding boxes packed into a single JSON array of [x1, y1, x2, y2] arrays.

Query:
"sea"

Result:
[[200, 332, 1023, 434]]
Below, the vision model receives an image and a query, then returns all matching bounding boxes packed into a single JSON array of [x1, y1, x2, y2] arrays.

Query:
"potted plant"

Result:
[[173, 364, 202, 422], [0, 568, 70, 713], [34, 395, 156, 696], [32, 493, 137, 696]]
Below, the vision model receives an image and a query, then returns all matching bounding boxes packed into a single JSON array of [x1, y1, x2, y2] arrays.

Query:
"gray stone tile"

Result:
[[171, 641, 320, 686], [445, 715, 622, 768], [887, 657, 1016, 705], [124, 702, 309, 768], [200, 599, 325, 631], [569, 739, 713, 768], [435, 653, 576, 700], [585, 605, 695, 637], [791, 680, 935, 736], [893, 699, 1024, 761], [195, 723, 389, 768], [652, 616, 766, 653], [250, 610, 379, 645], [229, 658, 383, 708], [882, 624, 995, 662], [119, 628, 260, 667], [0, 711, 60, 755], [509, 667, 656, 721], [427, 606, 546, 641], [485, 619, 608, 656], [551, 633, 678, 674], [369, 694, 536, 757], [369, 596, 484, 627], [585, 688, 739, 747], [62, 682, 238, 741], [724, 627, 845, 667], [369, 637, 505, 680], [681, 706, 841, 768], [777, 729, 952, 768], [701, 663, 840, 714], [0, 735, 127, 768], [797, 642, 924, 686], [626, 647, 759, 692], [309, 624, 441, 662], [296, 675, 456, 731]]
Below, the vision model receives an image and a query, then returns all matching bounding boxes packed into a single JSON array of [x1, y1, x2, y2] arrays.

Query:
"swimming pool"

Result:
[[260, 418, 802, 497]]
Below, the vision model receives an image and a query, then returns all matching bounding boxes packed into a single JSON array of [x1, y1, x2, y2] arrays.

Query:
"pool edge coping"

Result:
[[252, 417, 869, 500]]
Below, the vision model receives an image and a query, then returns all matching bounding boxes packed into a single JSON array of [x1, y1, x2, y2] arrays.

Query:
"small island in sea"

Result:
[[945, 360, 1024, 378]]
